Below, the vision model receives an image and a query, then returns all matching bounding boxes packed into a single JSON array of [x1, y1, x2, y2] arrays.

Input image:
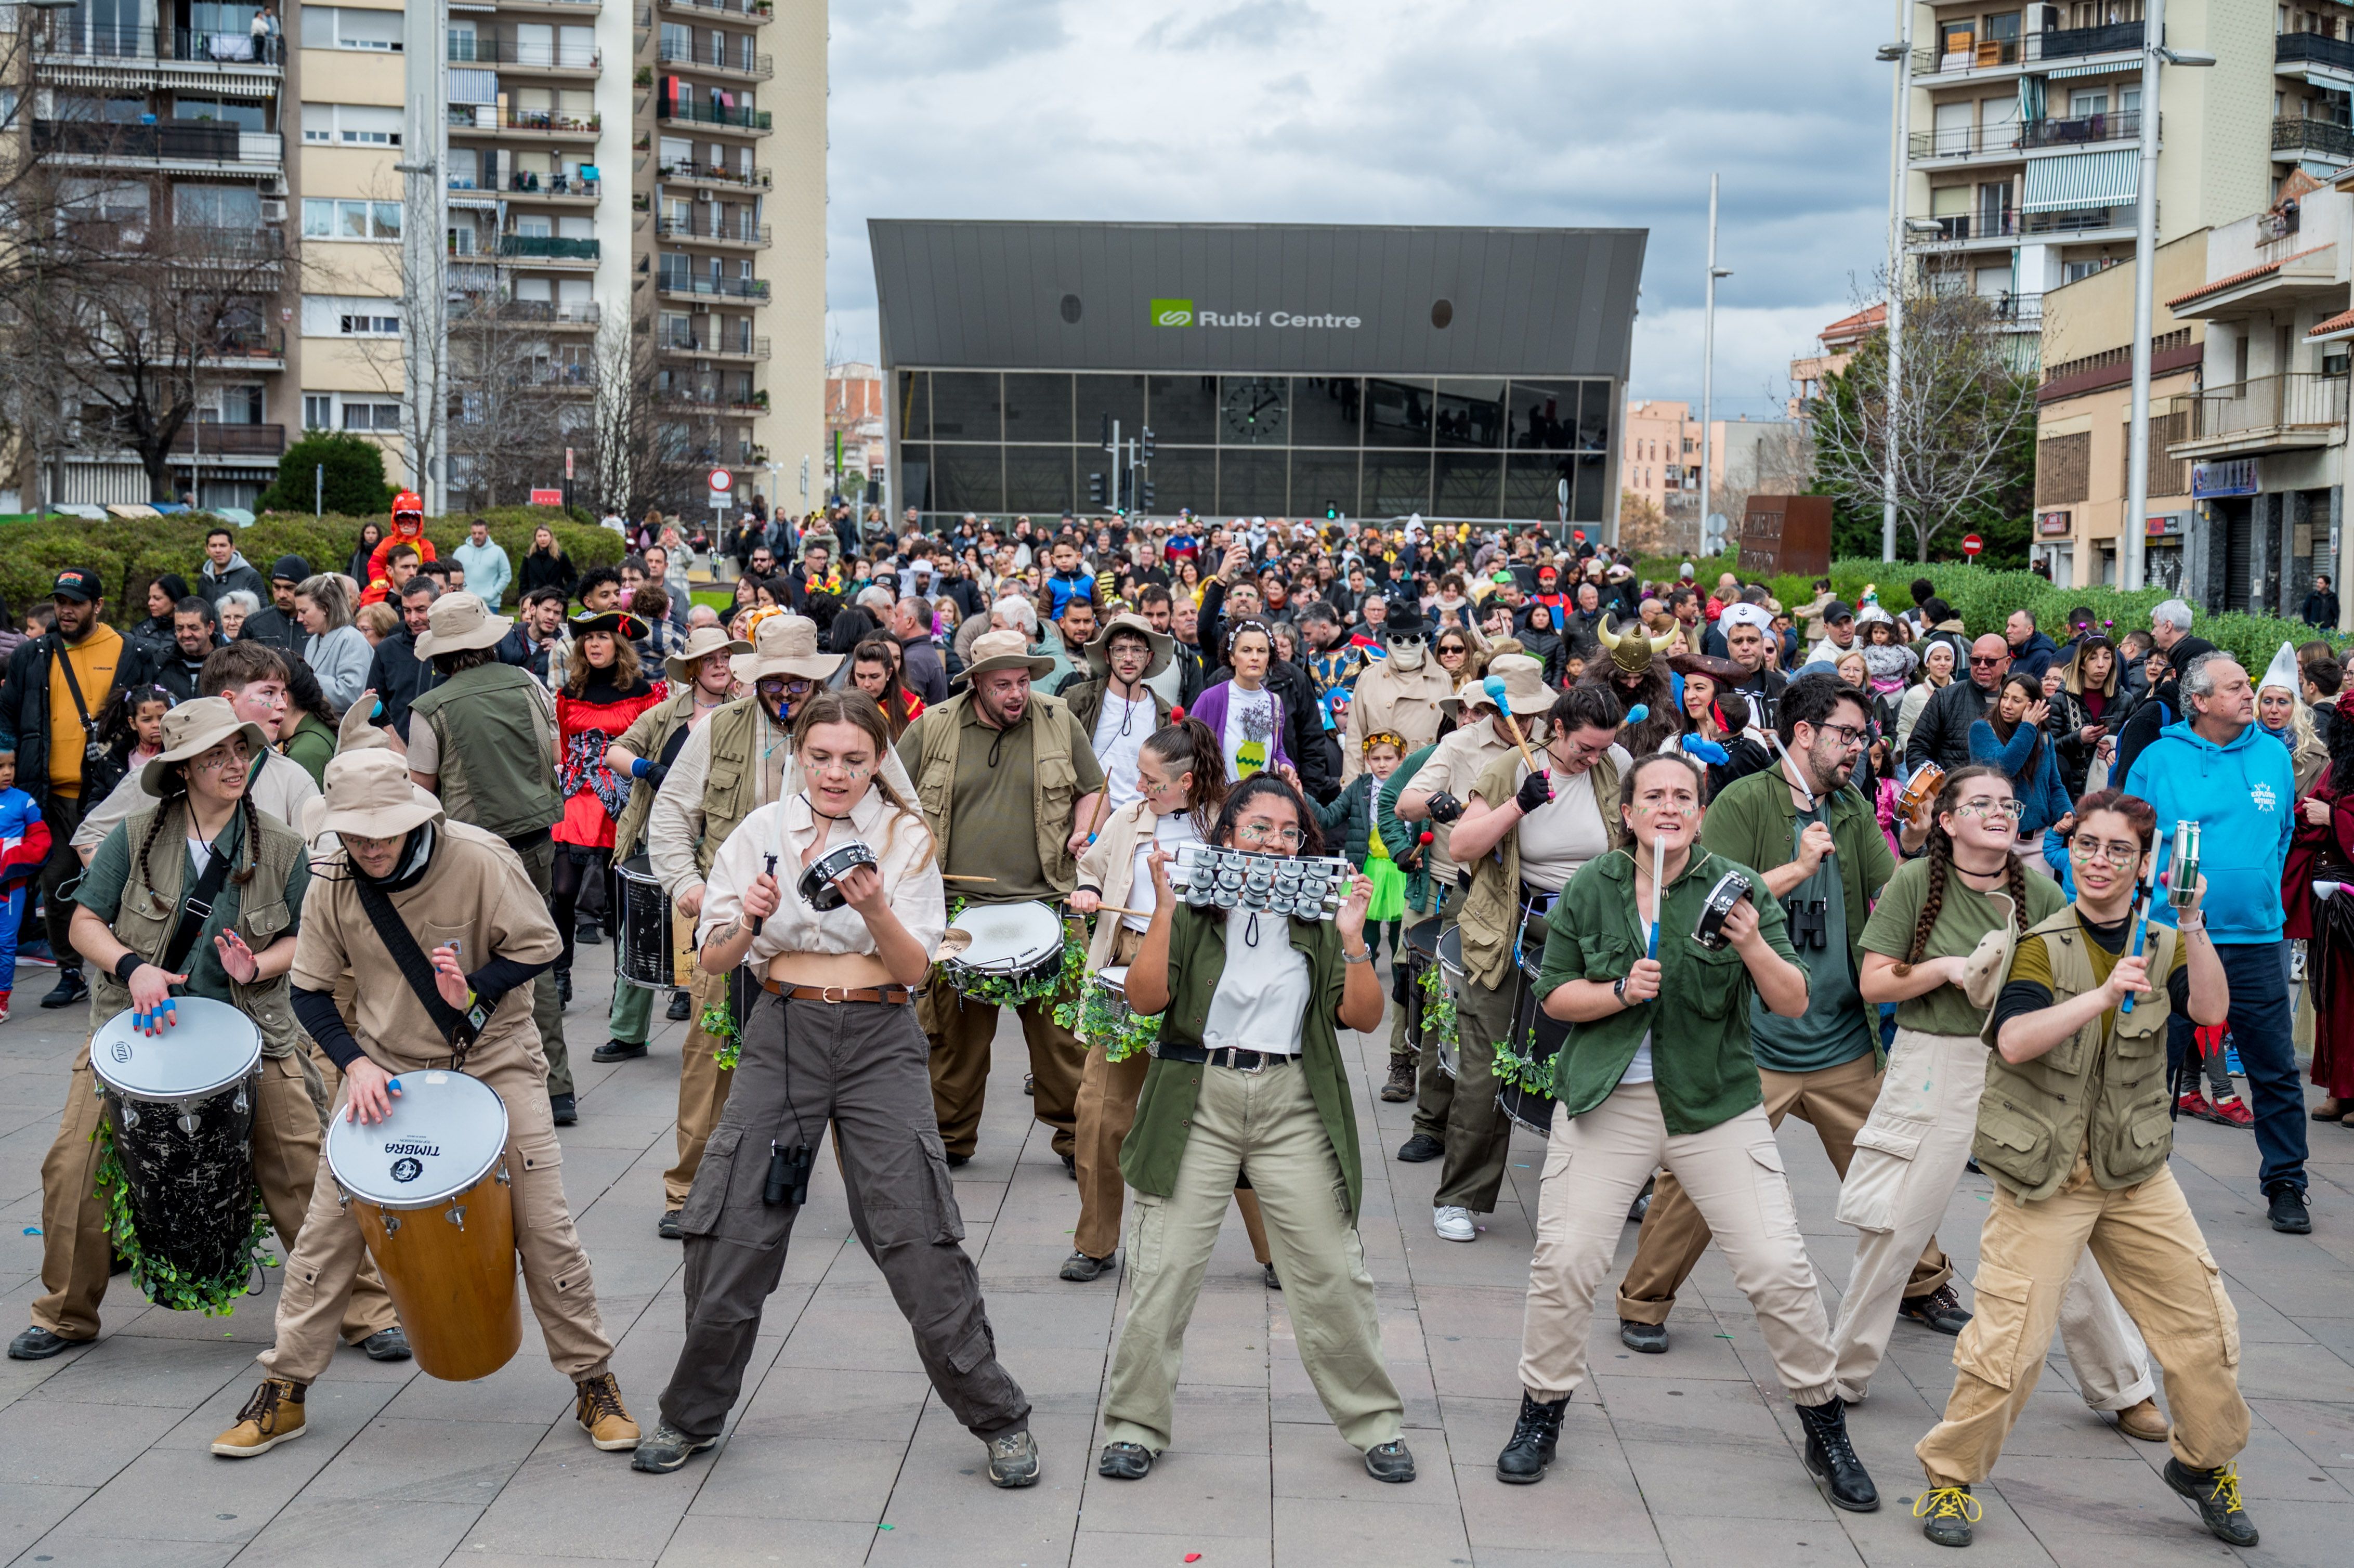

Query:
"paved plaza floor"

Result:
[[0, 938, 2348, 1567]]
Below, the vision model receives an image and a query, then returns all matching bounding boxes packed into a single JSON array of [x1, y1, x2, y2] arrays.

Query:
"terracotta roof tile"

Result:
[[2167, 246, 2330, 308], [2310, 308, 2354, 339]]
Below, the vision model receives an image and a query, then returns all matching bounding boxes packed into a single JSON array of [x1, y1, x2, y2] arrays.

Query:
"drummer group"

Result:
[[0, 591, 2266, 1549]]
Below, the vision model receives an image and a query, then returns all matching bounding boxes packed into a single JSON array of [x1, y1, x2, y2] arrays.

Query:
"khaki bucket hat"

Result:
[[412, 591, 513, 659], [138, 697, 272, 796], [953, 628, 1057, 686], [665, 623, 752, 685], [1082, 611, 1173, 682], [304, 747, 443, 843], [1441, 652, 1554, 720], [727, 612, 842, 686]]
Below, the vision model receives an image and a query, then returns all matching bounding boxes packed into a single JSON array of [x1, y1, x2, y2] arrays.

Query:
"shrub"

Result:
[[254, 433, 394, 516]]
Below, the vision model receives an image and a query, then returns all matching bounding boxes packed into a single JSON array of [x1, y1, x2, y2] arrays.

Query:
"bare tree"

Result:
[[1617, 490, 1675, 558], [581, 314, 728, 522], [445, 290, 587, 509], [1803, 278, 2037, 562]]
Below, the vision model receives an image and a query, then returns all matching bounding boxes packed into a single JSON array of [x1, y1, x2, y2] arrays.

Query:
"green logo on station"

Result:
[[1149, 297, 1194, 327]]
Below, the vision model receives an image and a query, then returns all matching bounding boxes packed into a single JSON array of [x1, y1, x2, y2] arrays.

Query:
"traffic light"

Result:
[[1140, 425, 1156, 462], [1325, 501, 1339, 520], [1088, 472, 1106, 505], [1141, 479, 1156, 509]]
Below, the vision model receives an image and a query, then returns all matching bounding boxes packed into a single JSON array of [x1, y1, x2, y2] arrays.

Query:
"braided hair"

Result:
[[1893, 763, 2019, 975], [135, 766, 263, 913]]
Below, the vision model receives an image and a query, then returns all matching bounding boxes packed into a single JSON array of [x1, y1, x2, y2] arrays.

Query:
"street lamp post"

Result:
[[2122, 0, 2213, 591], [1699, 172, 1732, 558], [1877, 5, 1916, 563]]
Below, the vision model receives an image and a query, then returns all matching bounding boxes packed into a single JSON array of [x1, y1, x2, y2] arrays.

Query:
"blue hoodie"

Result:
[[2121, 717, 2294, 942]]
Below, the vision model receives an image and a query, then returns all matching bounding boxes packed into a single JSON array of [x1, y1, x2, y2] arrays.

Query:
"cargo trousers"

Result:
[[33, 1038, 397, 1345], [658, 989, 1031, 1442], [922, 979, 1086, 1163], [258, 1031, 613, 1387], [1407, 911, 1457, 1142], [660, 970, 736, 1209], [516, 837, 572, 1099]]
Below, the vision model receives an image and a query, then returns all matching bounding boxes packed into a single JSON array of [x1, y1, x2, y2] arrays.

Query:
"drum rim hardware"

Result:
[[325, 1068, 512, 1211], [90, 996, 264, 1103]]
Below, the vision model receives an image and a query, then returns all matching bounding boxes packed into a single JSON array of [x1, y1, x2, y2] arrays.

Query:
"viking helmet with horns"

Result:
[[1596, 613, 1677, 677]]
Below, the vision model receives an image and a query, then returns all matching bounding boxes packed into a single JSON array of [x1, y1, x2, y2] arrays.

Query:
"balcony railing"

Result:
[[2274, 116, 2354, 161], [207, 330, 286, 361], [2277, 30, 2354, 74], [2175, 373, 2349, 445], [657, 40, 775, 77], [2026, 205, 2129, 236], [1911, 20, 2143, 75], [31, 120, 283, 167], [656, 99, 773, 131], [662, 330, 770, 358], [1990, 292, 2043, 326], [656, 269, 769, 299], [496, 234, 601, 259], [452, 298, 603, 326], [2041, 20, 2144, 61], [495, 173, 601, 199], [448, 37, 601, 68], [169, 424, 286, 457], [661, 0, 773, 15], [657, 160, 772, 188], [449, 108, 602, 135], [2019, 109, 2141, 150], [520, 363, 596, 388], [657, 216, 771, 244], [175, 29, 280, 65], [1909, 211, 2017, 242]]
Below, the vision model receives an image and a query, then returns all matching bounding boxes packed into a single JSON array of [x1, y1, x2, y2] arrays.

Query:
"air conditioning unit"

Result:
[[260, 199, 287, 221]]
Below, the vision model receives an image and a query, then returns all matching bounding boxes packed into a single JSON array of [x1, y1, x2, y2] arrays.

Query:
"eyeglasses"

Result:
[[1815, 722, 1870, 749], [2069, 838, 2142, 868], [1237, 822, 1304, 848], [1437, 644, 1467, 657], [754, 677, 812, 699], [1955, 798, 2025, 821]]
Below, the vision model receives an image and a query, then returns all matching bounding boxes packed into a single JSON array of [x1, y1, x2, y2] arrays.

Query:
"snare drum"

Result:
[[1435, 926, 1467, 1080], [1495, 944, 1570, 1136], [940, 900, 1067, 1001], [327, 1071, 521, 1382], [91, 999, 264, 1301], [1082, 965, 1162, 1062], [796, 840, 878, 912], [616, 854, 677, 990]]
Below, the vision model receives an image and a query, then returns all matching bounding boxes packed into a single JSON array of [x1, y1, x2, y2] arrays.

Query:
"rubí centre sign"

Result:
[[1150, 297, 1363, 330]]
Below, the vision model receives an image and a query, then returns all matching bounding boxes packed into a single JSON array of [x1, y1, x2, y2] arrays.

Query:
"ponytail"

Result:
[[1143, 717, 1227, 838]]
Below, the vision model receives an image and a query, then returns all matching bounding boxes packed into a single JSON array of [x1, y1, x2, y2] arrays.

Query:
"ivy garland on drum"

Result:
[[1490, 1023, 1551, 1095], [91, 1120, 276, 1315], [1055, 983, 1162, 1064], [704, 995, 742, 1072], [1417, 962, 1458, 1065]]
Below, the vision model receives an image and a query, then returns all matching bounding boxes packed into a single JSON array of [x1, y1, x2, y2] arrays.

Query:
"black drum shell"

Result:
[[103, 1078, 259, 1289], [615, 854, 676, 988]]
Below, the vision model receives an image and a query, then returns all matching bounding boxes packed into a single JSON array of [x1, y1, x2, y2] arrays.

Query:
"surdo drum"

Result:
[[1435, 926, 1467, 1080], [795, 840, 879, 912], [326, 1070, 521, 1382], [90, 998, 264, 1296], [615, 854, 696, 993]]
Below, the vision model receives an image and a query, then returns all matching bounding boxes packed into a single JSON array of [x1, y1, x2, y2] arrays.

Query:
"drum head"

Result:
[[90, 998, 261, 1101], [1095, 965, 1129, 996], [1437, 925, 1465, 977], [950, 901, 1062, 969], [1408, 923, 1441, 961], [327, 1070, 510, 1209]]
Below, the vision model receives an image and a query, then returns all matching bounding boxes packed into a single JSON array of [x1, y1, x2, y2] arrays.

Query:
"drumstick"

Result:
[[941, 874, 998, 883], [2120, 848, 2161, 1015], [751, 853, 777, 936], [1481, 675, 1541, 777], [1647, 833, 1666, 962], [1073, 901, 1155, 920]]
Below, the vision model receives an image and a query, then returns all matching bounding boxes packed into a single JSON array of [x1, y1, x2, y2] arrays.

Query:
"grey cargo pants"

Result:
[[657, 986, 1031, 1443]]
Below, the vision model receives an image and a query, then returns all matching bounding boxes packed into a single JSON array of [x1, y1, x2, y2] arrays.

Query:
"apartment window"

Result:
[[303, 295, 401, 337], [343, 400, 401, 432], [303, 198, 401, 239], [174, 96, 267, 132], [302, 7, 405, 51], [303, 395, 333, 430], [300, 103, 403, 147], [175, 184, 260, 228]]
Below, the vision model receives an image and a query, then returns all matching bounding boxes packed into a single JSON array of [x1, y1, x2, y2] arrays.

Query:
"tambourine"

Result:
[[796, 841, 879, 912], [1691, 870, 1755, 951], [1895, 762, 1945, 821]]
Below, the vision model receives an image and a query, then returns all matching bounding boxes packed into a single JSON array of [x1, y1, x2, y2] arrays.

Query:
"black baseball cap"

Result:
[[51, 568, 101, 603]]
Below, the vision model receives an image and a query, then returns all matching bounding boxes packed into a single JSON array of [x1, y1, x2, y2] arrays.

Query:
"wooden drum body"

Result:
[[327, 1070, 521, 1382]]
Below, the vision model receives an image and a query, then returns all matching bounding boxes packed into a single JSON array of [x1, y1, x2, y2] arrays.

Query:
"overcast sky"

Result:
[[824, 0, 1894, 422]]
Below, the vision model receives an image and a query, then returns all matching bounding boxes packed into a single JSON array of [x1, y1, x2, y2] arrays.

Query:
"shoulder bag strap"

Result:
[[156, 818, 242, 977], [349, 874, 490, 1064], [51, 639, 99, 743]]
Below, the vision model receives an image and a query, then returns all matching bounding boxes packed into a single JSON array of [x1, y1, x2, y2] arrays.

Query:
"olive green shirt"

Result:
[[898, 701, 1103, 904], [1532, 846, 1801, 1135], [1119, 904, 1364, 1221], [1858, 857, 2067, 1035]]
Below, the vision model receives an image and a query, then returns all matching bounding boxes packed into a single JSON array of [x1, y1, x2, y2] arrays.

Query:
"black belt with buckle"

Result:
[[1156, 1043, 1293, 1072]]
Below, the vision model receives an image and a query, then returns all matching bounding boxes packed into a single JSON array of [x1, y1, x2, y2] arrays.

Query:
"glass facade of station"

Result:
[[894, 370, 1615, 525]]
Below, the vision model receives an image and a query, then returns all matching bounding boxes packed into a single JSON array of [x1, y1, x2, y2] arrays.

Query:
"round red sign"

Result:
[[1961, 533, 1983, 557]]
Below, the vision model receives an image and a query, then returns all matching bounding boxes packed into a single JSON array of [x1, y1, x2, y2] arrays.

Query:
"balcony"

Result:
[[1906, 210, 2017, 246], [32, 120, 282, 171], [495, 234, 601, 261], [519, 363, 596, 389], [203, 330, 287, 366], [660, 0, 773, 16], [660, 330, 770, 360], [657, 40, 775, 80], [2020, 109, 2141, 151], [1909, 123, 2019, 160], [656, 269, 769, 300], [174, 29, 280, 67], [655, 99, 773, 133], [657, 160, 771, 190], [2041, 20, 2144, 61], [2027, 205, 2133, 237], [452, 298, 603, 329], [448, 108, 602, 139], [494, 173, 602, 203], [168, 424, 286, 458], [657, 216, 770, 247], [448, 37, 601, 72], [2168, 373, 2349, 459], [2277, 30, 2354, 76], [2273, 116, 2354, 164], [491, 0, 603, 10], [1990, 292, 2043, 329], [657, 383, 765, 415]]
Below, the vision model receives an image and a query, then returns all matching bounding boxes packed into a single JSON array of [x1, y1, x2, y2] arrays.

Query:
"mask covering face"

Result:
[[1387, 635, 1427, 672]]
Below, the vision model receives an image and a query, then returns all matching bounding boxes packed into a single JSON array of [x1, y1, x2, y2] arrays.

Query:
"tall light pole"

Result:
[[1699, 172, 1732, 557], [399, 0, 450, 516], [2122, 0, 2213, 590], [1877, 4, 1916, 562]]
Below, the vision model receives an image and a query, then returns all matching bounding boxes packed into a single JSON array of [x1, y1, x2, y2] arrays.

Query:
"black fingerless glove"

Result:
[[1514, 770, 1554, 814], [641, 762, 669, 790], [1426, 791, 1465, 825]]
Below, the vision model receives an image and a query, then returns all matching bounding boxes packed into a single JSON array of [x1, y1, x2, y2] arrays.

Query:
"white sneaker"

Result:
[[1433, 1205, 1475, 1242]]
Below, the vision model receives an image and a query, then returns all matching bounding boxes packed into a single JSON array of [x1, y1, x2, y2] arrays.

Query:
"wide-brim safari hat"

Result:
[[412, 591, 512, 659], [1083, 612, 1172, 682], [138, 698, 272, 796], [954, 628, 1057, 686], [664, 623, 751, 684], [304, 747, 443, 843], [1441, 653, 1553, 719], [728, 612, 842, 685]]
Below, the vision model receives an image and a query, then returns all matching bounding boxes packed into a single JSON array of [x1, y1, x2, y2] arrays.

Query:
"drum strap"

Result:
[[351, 877, 490, 1065], [157, 821, 243, 978]]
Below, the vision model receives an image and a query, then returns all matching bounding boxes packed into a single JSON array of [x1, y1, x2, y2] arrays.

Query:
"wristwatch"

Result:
[[1612, 975, 1629, 1007], [1341, 945, 1373, 964]]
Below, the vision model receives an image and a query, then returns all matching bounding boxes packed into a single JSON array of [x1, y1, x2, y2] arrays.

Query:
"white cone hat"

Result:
[[2259, 640, 2301, 696]]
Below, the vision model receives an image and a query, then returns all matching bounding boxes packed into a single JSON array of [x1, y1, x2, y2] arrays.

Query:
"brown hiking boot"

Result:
[[576, 1371, 640, 1451], [1380, 1052, 1417, 1102], [211, 1378, 307, 1458]]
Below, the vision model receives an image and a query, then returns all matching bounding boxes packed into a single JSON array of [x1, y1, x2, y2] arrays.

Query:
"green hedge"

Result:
[[0, 507, 623, 620], [1658, 554, 2340, 675]]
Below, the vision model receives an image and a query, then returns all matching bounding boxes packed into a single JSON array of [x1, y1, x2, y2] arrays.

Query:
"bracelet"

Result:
[[114, 950, 145, 984], [1341, 945, 1373, 964]]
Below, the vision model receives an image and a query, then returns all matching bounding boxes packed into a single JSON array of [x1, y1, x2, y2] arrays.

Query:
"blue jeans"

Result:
[[2167, 940, 2307, 1193]]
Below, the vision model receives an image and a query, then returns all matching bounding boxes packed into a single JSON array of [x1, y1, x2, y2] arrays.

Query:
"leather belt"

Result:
[[1155, 1042, 1294, 1073], [761, 980, 914, 1005]]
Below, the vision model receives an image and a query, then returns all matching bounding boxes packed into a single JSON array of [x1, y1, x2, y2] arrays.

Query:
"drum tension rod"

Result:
[[444, 1205, 467, 1228], [382, 1215, 401, 1236]]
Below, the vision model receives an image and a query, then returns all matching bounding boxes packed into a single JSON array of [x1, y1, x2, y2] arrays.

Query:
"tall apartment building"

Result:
[[9, 0, 823, 520], [1896, 1, 2303, 367]]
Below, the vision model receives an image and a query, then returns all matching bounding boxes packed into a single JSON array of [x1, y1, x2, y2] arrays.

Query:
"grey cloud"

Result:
[[1141, 1, 1321, 52]]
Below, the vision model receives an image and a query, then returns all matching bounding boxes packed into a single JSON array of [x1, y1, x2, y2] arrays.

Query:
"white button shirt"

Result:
[[697, 789, 946, 966]]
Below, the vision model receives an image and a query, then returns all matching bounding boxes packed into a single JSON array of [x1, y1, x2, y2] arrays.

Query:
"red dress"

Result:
[[554, 676, 668, 850]]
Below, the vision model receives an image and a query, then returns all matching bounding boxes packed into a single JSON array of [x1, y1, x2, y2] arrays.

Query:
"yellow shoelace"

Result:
[[2200, 1465, 2246, 1514], [1913, 1486, 1984, 1524]]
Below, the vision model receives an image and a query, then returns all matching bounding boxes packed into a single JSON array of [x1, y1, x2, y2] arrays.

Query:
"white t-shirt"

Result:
[[1201, 907, 1312, 1055], [1618, 900, 1658, 1084], [1511, 760, 1616, 893], [1221, 684, 1278, 781], [1127, 812, 1200, 933], [1091, 689, 1157, 807]]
